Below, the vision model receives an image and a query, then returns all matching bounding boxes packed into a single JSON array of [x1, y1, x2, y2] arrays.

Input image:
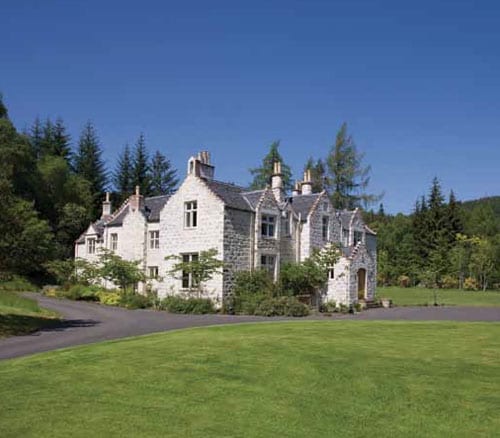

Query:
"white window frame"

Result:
[[260, 254, 276, 278], [261, 214, 276, 238], [149, 230, 160, 249], [148, 266, 159, 279], [87, 238, 96, 254], [182, 253, 199, 289], [184, 201, 198, 228], [110, 233, 118, 251], [322, 216, 329, 241]]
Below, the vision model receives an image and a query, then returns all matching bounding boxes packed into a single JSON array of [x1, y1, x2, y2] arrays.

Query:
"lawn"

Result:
[[0, 291, 59, 337], [0, 322, 499, 437], [377, 286, 500, 307]]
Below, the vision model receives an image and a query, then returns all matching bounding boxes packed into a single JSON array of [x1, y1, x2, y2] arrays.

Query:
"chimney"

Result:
[[292, 181, 301, 197], [129, 185, 144, 211], [301, 169, 313, 195], [187, 150, 215, 180], [101, 192, 112, 219], [271, 160, 284, 203]]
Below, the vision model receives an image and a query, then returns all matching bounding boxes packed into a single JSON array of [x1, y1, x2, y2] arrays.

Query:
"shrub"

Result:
[[64, 284, 100, 301], [441, 275, 458, 289], [464, 277, 479, 291], [254, 296, 309, 317], [0, 275, 38, 292], [119, 292, 150, 309], [97, 290, 122, 306], [398, 275, 411, 288], [162, 296, 216, 314], [319, 300, 337, 313], [280, 260, 325, 297], [231, 270, 274, 314]]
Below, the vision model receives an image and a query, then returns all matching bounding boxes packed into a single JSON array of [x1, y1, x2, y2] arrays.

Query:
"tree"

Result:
[[325, 123, 380, 209], [98, 249, 145, 293], [149, 150, 178, 195], [166, 248, 224, 297], [74, 122, 108, 218], [469, 237, 495, 291], [52, 118, 72, 162], [29, 117, 44, 159], [113, 144, 133, 202], [249, 141, 293, 191], [0, 93, 7, 119], [304, 157, 326, 192], [132, 133, 151, 195]]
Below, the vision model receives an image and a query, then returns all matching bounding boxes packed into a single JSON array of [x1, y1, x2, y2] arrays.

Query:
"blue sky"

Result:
[[2, 0, 499, 213]]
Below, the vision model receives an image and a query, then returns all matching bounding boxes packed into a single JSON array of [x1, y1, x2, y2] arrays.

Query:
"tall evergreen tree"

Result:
[[325, 123, 380, 210], [132, 133, 151, 195], [304, 157, 326, 192], [29, 117, 44, 159], [74, 122, 108, 218], [52, 118, 72, 161], [0, 93, 7, 119], [40, 119, 54, 158], [113, 144, 134, 202], [249, 141, 293, 190], [150, 150, 178, 196]]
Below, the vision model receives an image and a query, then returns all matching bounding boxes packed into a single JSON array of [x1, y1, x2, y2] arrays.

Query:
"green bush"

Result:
[[230, 270, 275, 314], [97, 290, 122, 306], [119, 292, 150, 309], [464, 277, 479, 291], [398, 275, 411, 288], [319, 300, 337, 313], [64, 284, 100, 301], [254, 296, 309, 317], [162, 296, 216, 314], [0, 275, 38, 292], [280, 261, 325, 297], [441, 275, 459, 289]]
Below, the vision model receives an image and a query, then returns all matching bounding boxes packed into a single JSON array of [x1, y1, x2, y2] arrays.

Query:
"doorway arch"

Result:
[[357, 268, 367, 300]]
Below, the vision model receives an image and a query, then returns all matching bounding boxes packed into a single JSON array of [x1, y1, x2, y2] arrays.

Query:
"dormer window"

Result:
[[87, 238, 96, 254], [184, 201, 197, 228], [261, 214, 276, 238]]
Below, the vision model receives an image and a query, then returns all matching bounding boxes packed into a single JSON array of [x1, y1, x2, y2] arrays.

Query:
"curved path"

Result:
[[0, 294, 499, 360]]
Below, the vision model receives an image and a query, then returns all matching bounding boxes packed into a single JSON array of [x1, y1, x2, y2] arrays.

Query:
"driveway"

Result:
[[0, 294, 499, 360]]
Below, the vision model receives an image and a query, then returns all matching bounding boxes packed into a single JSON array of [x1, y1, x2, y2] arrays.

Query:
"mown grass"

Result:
[[0, 291, 59, 337], [0, 321, 499, 437], [377, 286, 500, 307]]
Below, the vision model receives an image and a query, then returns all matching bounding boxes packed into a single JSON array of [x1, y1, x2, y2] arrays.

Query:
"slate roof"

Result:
[[144, 195, 171, 222], [203, 179, 253, 211], [75, 219, 105, 243], [288, 194, 322, 221], [106, 205, 130, 227]]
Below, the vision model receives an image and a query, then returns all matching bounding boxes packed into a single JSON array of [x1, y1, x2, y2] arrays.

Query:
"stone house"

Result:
[[75, 151, 377, 306]]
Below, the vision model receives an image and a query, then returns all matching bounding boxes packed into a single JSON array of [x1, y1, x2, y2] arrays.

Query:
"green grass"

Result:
[[0, 291, 59, 337], [0, 276, 38, 292], [377, 286, 500, 307], [0, 321, 499, 437]]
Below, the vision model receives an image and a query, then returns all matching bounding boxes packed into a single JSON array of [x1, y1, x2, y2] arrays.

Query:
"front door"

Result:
[[357, 268, 366, 300]]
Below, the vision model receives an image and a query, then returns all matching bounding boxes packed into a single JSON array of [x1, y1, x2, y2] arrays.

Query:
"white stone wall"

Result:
[[158, 175, 225, 303], [326, 257, 351, 305]]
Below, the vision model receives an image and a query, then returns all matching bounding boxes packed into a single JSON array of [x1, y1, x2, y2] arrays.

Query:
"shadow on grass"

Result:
[[0, 314, 99, 338]]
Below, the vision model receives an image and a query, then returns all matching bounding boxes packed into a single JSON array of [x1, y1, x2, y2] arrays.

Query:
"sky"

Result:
[[2, 0, 499, 213]]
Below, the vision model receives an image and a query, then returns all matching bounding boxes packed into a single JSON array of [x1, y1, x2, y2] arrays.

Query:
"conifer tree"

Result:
[[0, 93, 7, 119], [74, 122, 108, 218], [249, 141, 292, 190], [150, 150, 178, 195], [113, 144, 134, 201], [325, 123, 380, 210], [52, 118, 72, 161], [132, 133, 151, 195], [40, 119, 54, 158], [29, 117, 44, 159]]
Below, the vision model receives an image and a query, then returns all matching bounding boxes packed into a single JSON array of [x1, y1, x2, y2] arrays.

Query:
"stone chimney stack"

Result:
[[187, 150, 215, 180], [292, 181, 301, 197], [271, 160, 284, 203], [301, 169, 313, 195], [101, 192, 112, 219], [129, 185, 144, 211]]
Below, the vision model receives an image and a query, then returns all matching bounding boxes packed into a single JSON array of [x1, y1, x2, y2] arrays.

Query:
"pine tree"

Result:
[[249, 141, 293, 190], [304, 157, 326, 192], [446, 190, 463, 241], [150, 150, 178, 195], [113, 144, 134, 202], [52, 118, 72, 161], [0, 93, 7, 119], [29, 117, 44, 159], [132, 133, 151, 195], [40, 119, 54, 157], [74, 122, 108, 218], [325, 123, 380, 210]]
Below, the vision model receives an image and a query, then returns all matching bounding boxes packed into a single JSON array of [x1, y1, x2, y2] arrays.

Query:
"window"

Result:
[[283, 212, 291, 237], [148, 266, 159, 279], [328, 268, 335, 279], [149, 230, 160, 249], [87, 238, 96, 254], [354, 231, 363, 244], [261, 214, 276, 238], [260, 254, 276, 277], [322, 216, 329, 241], [323, 202, 329, 212], [110, 233, 118, 251], [182, 253, 199, 288], [184, 201, 198, 228], [342, 228, 349, 246]]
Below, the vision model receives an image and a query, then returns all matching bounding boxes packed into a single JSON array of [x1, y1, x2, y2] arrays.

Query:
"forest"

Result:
[[0, 95, 498, 289]]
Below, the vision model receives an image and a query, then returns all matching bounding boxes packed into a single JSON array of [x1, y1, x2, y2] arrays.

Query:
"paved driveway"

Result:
[[0, 294, 498, 360]]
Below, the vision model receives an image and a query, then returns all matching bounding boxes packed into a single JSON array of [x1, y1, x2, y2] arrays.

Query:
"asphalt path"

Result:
[[0, 293, 498, 360]]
